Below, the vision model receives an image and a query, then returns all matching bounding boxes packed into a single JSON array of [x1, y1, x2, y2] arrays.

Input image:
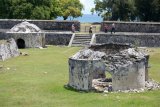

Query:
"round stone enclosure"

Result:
[[68, 43, 149, 91]]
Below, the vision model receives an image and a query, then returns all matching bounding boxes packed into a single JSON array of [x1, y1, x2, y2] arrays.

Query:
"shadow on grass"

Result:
[[64, 84, 102, 93]]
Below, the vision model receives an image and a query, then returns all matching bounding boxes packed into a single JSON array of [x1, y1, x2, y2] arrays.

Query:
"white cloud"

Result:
[[80, 0, 95, 14]]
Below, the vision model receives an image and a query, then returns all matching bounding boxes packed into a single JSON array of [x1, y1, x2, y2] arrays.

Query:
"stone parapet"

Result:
[[0, 19, 80, 31], [95, 33, 160, 47], [45, 32, 72, 45], [101, 21, 160, 33]]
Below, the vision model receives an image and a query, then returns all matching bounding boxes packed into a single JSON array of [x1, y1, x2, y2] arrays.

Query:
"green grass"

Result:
[[0, 46, 160, 107]]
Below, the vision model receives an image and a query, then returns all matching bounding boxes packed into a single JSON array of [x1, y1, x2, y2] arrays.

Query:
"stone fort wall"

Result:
[[101, 21, 160, 33], [0, 19, 80, 31], [95, 33, 160, 47], [0, 20, 160, 47], [45, 32, 72, 45], [0, 31, 72, 46]]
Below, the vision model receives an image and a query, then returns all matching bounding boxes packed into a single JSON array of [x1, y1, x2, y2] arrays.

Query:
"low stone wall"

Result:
[[0, 38, 19, 61], [45, 32, 72, 45], [0, 30, 72, 46], [101, 21, 160, 33], [0, 19, 80, 31], [6, 33, 45, 48], [95, 33, 160, 47], [0, 32, 8, 40]]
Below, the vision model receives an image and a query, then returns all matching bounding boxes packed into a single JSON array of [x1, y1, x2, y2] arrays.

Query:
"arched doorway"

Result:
[[16, 39, 25, 49]]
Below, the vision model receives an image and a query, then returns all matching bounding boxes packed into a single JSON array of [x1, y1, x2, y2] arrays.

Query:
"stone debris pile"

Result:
[[9, 21, 41, 33], [103, 48, 148, 75], [71, 49, 106, 60], [92, 78, 160, 93], [0, 38, 20, 61]]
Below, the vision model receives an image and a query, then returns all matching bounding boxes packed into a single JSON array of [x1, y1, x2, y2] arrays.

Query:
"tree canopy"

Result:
[[58, 0, 83, 20], [135, 0, 160, 21], [0, 0, 83, 20], [92, 0, 160, 21]]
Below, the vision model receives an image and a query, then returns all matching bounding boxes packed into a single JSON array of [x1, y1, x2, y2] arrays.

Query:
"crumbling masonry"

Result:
[[68, 44, 152, 92]]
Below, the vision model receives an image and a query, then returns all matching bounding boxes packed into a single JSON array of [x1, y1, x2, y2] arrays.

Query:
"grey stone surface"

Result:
[[68, 58, 106, 91], [95, 33, 160, 47], [72, 49, 106, 60], [6, 21, 45, 48], [45, 32, 72, 45], [9, 21, 41, 33], [0, 38, 19, 61], [7, 33, 45, 48], [0, 19, 80, 31], [101, 21, 160, 33], [68, 44, 149, 91]]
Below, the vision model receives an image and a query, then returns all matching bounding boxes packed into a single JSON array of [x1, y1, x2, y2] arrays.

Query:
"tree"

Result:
[[135, 0, 160, 21], [0, 0, 12, 18], [92, 0, 136, 21], [0, 0, 60, 19], [59, 0, 83, 20]]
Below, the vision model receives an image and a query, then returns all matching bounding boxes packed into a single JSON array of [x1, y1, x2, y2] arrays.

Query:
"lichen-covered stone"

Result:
[[68, 58, 106, 91], [6, 21, 45, 48], [68, 44, 149, 91], [0, 38, 19, 61], [9, 21, 41, 33]]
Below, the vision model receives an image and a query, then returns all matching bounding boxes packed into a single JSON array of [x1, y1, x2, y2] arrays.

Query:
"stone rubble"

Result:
[[9, 21, 41, 33], [72, 47, 148, 75], [92, 78, 160, 93], [102, 48, 148, 75], [71, 49, 106, 60], [20, 52, 29, 56], [0, 38, 20, 61]]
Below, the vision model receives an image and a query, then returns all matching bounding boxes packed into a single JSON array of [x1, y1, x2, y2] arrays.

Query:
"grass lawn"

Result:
[[0, 46, 160, 107]]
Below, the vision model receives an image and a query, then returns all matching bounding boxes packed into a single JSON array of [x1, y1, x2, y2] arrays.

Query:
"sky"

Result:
[[80, 0, 95, 14]]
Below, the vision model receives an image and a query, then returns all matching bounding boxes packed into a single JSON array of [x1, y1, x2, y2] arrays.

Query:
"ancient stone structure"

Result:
[[68, 49, 106, 91], [45, 32, 72, 45], [0, 20, 159, 47], [68, 44, 149, 91], [7, 21, 45, 48], [0, 19, 80, 31], [101, 21, 160, 33], [94, 33, 160, 47], [0, 38, 19, 61]]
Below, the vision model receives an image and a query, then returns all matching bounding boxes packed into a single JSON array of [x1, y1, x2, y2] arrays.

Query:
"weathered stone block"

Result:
[[68, 58, 106, 91], [0, 38, 19, 61], [112, 59, 146, 91]]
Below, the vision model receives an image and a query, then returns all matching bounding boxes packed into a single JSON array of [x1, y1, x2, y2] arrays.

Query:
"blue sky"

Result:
[[80, 0, 95, 14]]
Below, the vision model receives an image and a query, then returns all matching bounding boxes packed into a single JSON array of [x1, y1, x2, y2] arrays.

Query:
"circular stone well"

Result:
[[68, 49, 106, 91], [68, 44, 149, 91], [7, 21, 45, 48]]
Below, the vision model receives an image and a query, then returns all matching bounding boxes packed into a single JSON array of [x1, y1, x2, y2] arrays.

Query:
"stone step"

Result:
[[70, 33, 92, 47], [74, 36, 92, 39], [73, 39, 91, 41], [72, 41, 90, 44], [72, 43, 90, 47]]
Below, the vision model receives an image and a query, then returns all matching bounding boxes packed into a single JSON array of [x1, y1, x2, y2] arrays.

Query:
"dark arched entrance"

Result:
[[16, 39, 25, 49]]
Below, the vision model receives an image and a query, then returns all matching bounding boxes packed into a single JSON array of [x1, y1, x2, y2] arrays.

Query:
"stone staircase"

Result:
[[68, 33, 92, 47]]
